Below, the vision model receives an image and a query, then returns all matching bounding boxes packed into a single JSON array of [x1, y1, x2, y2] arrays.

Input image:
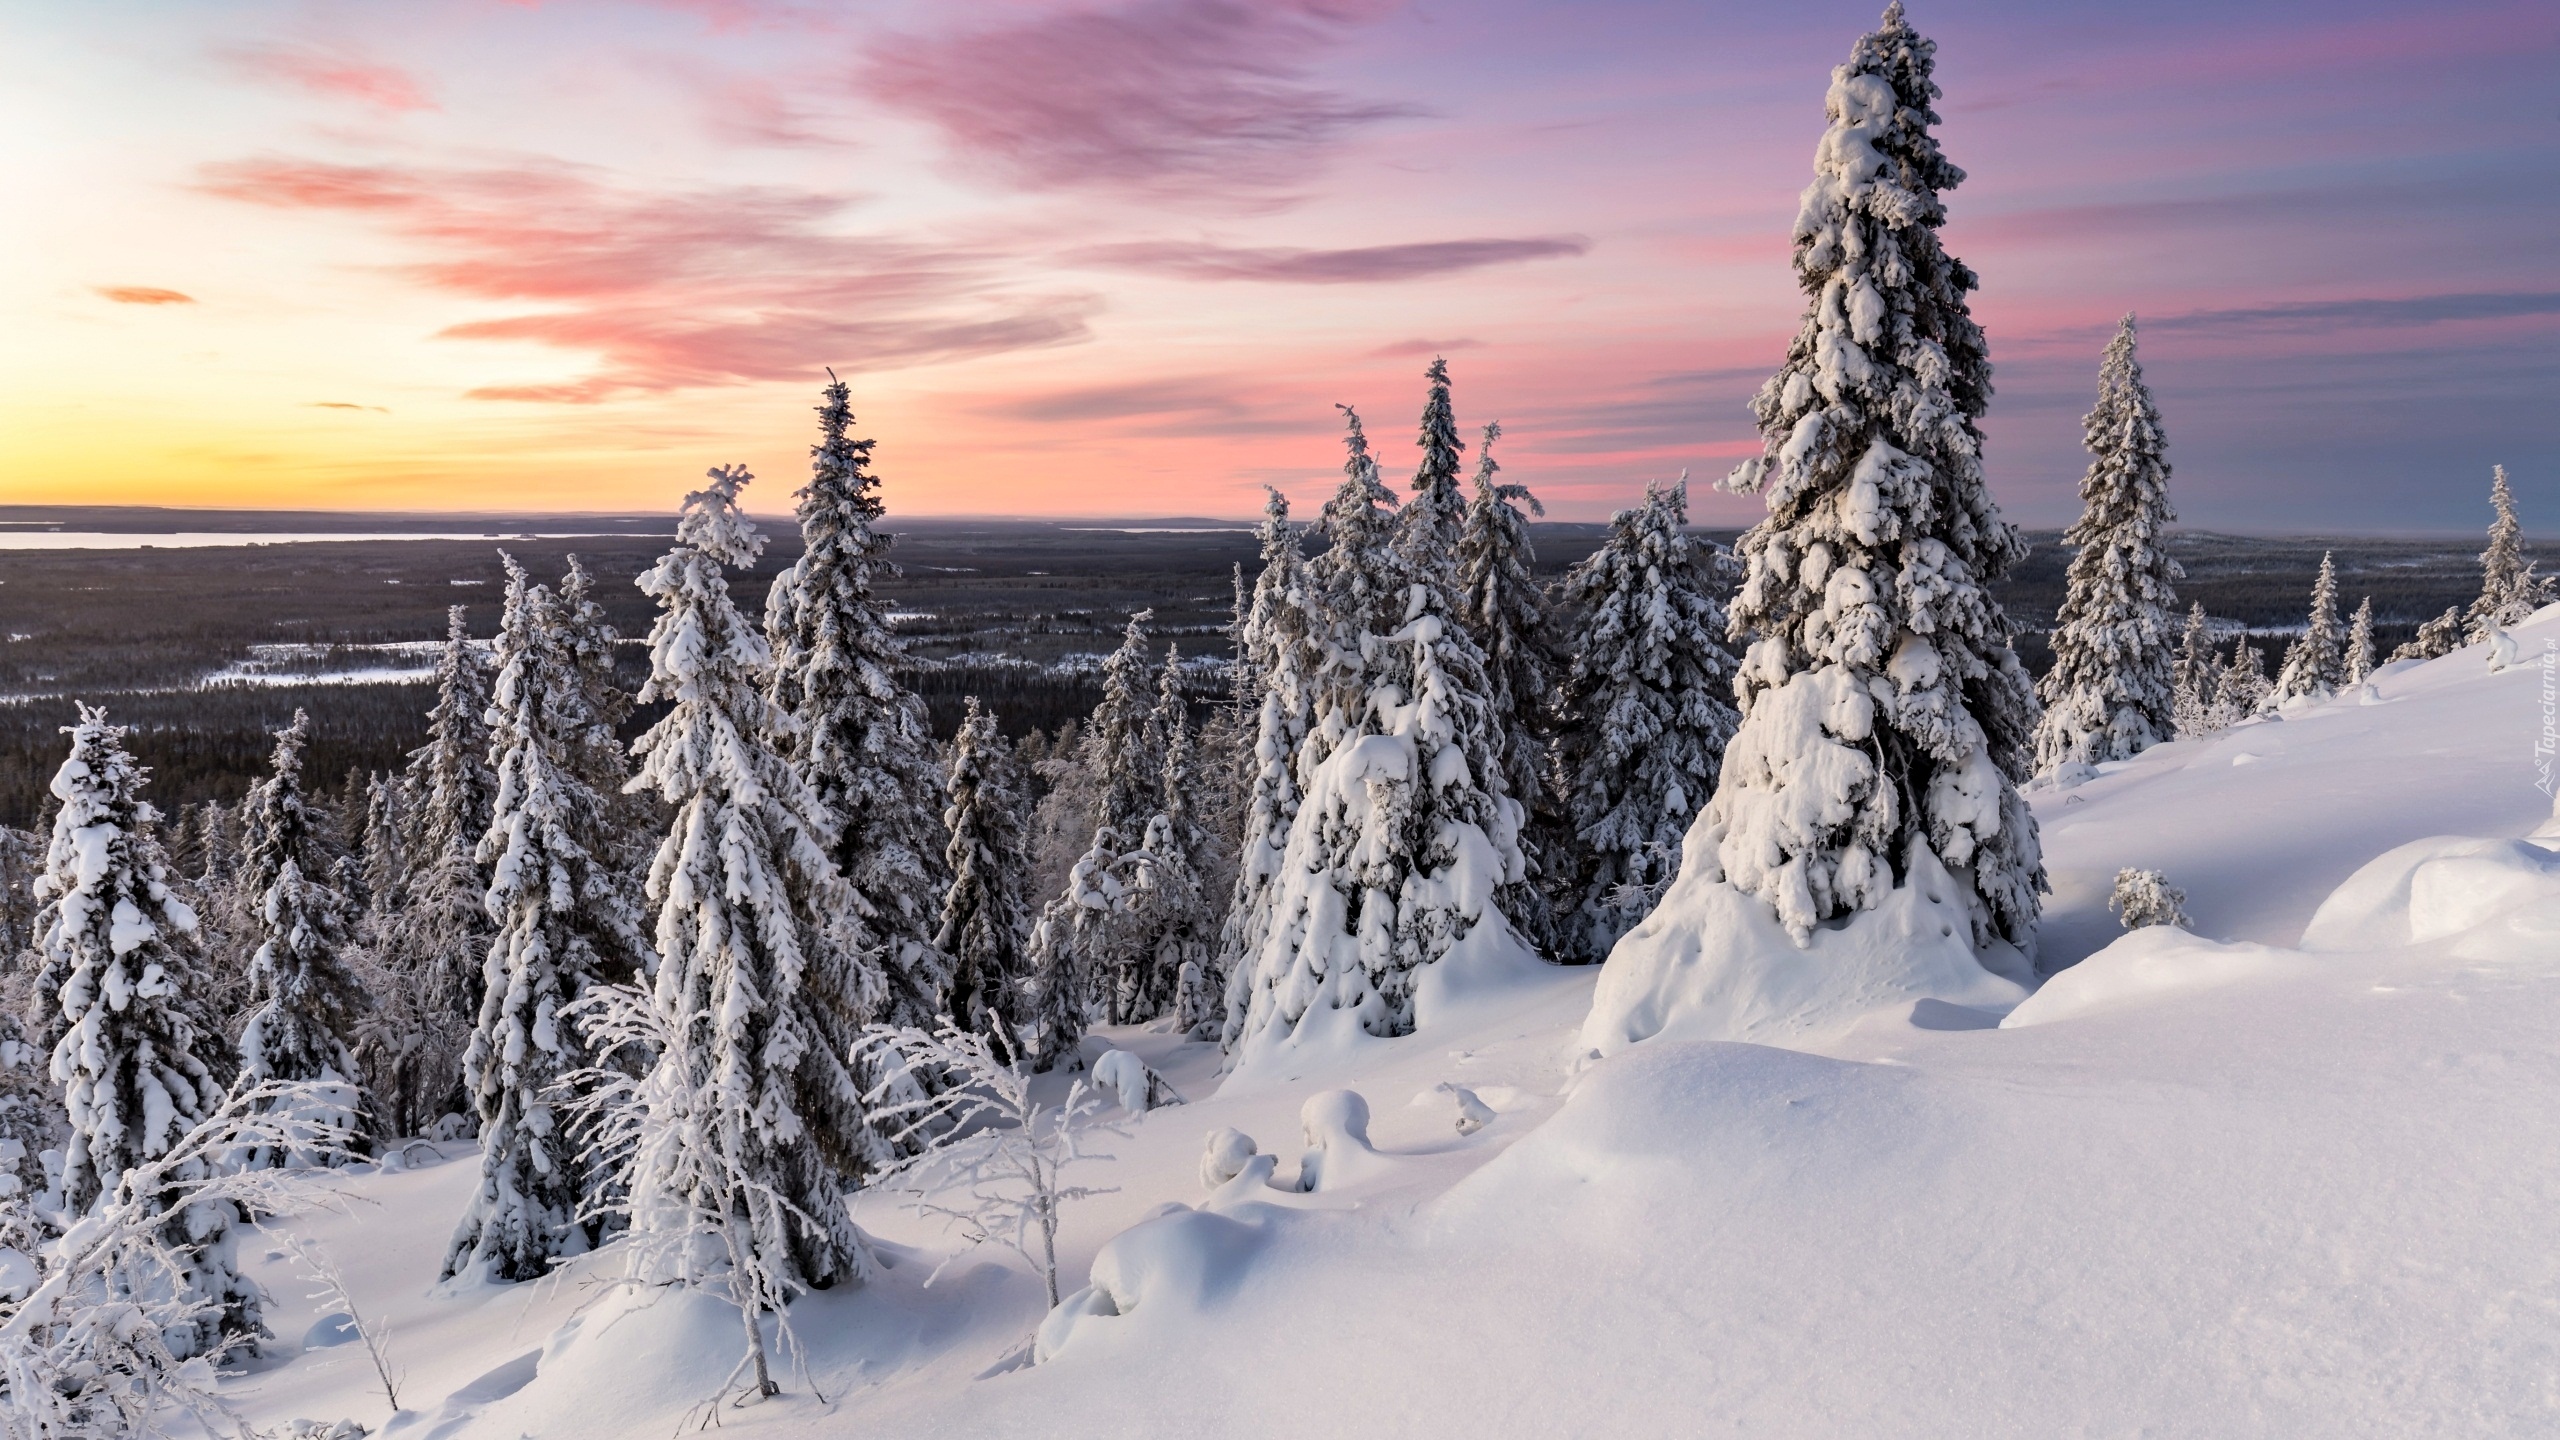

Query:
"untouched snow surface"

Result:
[[226, 609, 2560, 1438]]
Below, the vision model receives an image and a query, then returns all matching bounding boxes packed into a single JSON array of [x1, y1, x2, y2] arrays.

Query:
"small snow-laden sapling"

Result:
[[280, 1230, 402, 1416], [856, 1024, 1125, 1308]]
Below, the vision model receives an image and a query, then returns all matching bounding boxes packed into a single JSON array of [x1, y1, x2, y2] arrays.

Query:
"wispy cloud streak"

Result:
[[198, 157, 1093, 401], [864, 0, 1407, 198], [1070, 235, 1590, 283]]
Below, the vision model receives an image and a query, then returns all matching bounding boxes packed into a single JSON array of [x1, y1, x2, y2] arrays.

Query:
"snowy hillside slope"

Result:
[[225, 611, 2560, 1438]]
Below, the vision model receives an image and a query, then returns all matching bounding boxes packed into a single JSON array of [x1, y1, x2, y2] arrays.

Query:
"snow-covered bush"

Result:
[[2391, 605, 2468, 664], [1090, 1050, 1183, 1116], [2108, 868, 2190, 931], [2034, 315, 2183, 776], [1707, 1, 2044, 950], [855, 1023, 1123, 1308]]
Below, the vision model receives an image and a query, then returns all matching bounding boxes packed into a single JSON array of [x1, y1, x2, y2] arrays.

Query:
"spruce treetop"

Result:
[[1400, 357, 1468, 574]]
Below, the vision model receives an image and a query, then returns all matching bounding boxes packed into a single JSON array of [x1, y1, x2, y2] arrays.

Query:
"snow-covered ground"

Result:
[[227, 609, 2560, 1438]]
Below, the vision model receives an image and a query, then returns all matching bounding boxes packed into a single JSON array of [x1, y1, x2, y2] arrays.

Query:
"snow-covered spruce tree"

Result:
[[1705, 2, 2045, 948], [1397, 356, 1467, 586], [2392, 605, 2468, 663], [2170, 603, 2220, 738], [1213, 490, 1314, 1036], [2032, 315, 2182, 777], [1454, 421, 1563, 953], [1550, 478, 1741, 961], [2275, 551, 2344, 701], [936, 697, 1032, 1052], [444, 557, 653, 1283], [27, 710, 260, 1358], [2345, 596, 2376, 687], [394, 607, 497, 1039], [555, 555, 653, 891], [2468, 465, 2546, 639], [357, 772, 404, 922], [621, 465, 884, 1293], [764, 374, 952, 1030], [1129, 651, 1214, 1030], [236, 710, 368, 1169], [1226, 405, 1529, 1055], [1021, 613, 1165, 1050], [2213, 639, 2271, 726]]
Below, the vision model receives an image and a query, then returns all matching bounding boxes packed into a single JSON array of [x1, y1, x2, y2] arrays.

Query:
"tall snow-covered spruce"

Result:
[[1225, 406, 1530, 1064], [444, 557, 653, 1283], [236, 710, 369, 1168], [2468, 464, 2545, 638], [764, 374, 952, 1030], [2275, 552, 2344, 701], [2033, 315, 2182, 778], [1454, 421, 1563, 952], [1586, 4, 2042, 1054], [1215, 490, 1313, 1040], [1020, 611, 1164, 1066], [936, 697, 1032, 1051], [1550, 479, 1740, 961], [1701, 1, 2040, 948], [393, 607, 498, 1043], [618, 465, 886, 1292], [30, 709, 258, 1355]]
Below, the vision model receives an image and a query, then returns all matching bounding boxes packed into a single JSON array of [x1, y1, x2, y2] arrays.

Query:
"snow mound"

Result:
[[1582, 844, 2024, 1055], [1036, 1206, 1270, 1365], [1293, 1089, 1395, 1192], [2001, 926, 2297, 1028], [2300, 834, 2560, 952]]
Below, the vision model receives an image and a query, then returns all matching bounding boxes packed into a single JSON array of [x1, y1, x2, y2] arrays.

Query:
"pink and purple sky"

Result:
[[3, 0, 2552, 527]]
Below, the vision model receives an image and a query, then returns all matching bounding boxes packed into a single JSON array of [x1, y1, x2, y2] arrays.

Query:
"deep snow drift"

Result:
[[225, 609, 2560, 1438]]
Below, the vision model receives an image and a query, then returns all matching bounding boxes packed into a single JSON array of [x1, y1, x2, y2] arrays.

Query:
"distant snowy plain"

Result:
[[226, 607, 2560, 1439]]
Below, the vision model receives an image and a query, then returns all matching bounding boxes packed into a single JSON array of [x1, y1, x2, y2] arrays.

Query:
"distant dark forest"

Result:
[[0, 517, 2505, 828]]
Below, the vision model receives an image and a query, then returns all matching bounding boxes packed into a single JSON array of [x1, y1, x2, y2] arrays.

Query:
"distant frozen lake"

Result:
[[0, 531, 644, 550]]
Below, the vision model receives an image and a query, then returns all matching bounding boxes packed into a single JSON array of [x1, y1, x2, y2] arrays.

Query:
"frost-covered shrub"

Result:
[[856, 1023, 1122, 1308], [2392, 605, 2468, 664], [2108, 868, 2190, 931], [0, 1083, 351, 1438]]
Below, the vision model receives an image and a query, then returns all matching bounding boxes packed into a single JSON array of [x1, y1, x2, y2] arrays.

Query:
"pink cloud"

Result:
[[95, 286, 196, 305], [864, 0, 1409, 199], [1069, 236, 1589, 283], [199, 157, 1094, 401], [228, 43, 437, 113]]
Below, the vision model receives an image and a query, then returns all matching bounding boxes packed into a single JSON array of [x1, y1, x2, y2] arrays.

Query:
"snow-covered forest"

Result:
[[1, 7, 2553, 1437]]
